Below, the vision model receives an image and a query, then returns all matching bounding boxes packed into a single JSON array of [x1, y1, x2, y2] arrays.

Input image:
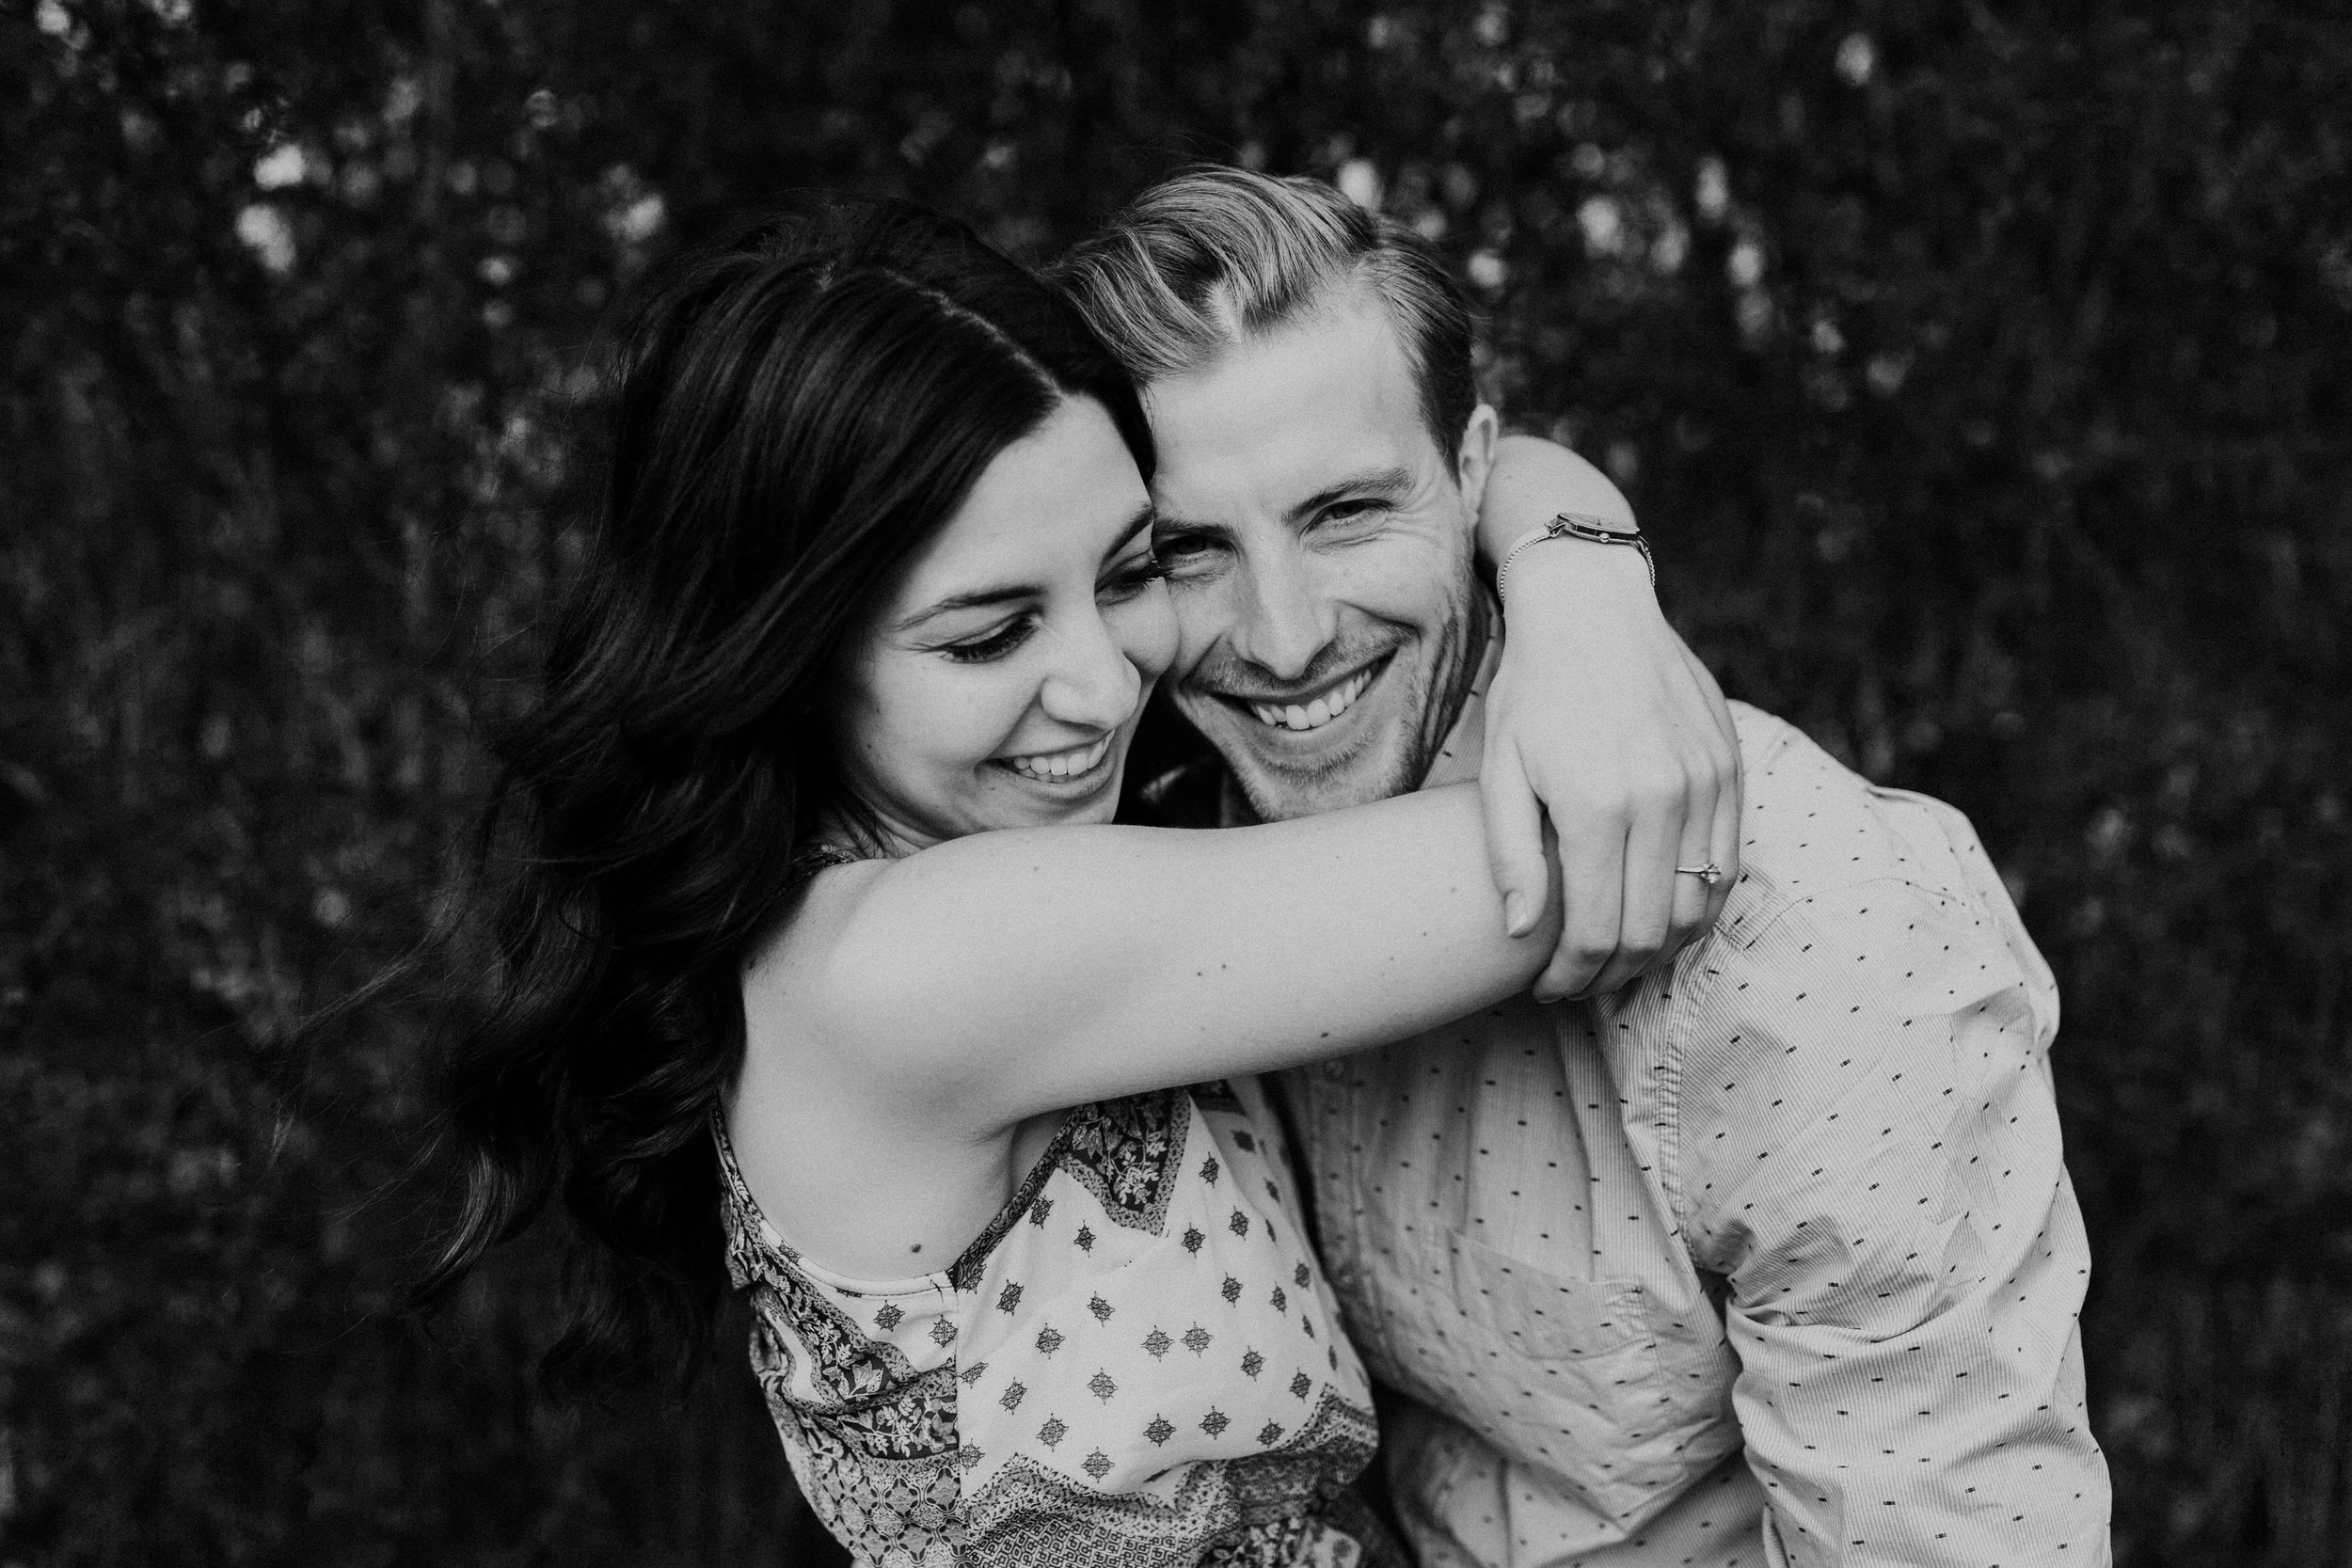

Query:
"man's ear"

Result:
[[1454, 403, 1501, 518]]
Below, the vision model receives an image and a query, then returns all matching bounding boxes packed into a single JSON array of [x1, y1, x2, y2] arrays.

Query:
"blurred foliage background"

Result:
[[4, 0, 2348, 1562]]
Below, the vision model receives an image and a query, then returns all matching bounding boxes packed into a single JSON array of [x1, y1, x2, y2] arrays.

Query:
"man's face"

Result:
[[1144, 291, 1495, 820]]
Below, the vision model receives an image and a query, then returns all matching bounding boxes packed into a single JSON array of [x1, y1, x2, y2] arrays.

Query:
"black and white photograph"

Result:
[[5, 2, 2346, 1563]]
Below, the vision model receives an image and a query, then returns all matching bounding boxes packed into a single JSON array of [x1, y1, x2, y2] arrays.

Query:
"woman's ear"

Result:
[[1454, 404, 1502, 518]]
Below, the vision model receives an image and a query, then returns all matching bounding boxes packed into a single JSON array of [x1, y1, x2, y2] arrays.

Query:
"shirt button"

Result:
[[1322, 1061, 1347, 1082]]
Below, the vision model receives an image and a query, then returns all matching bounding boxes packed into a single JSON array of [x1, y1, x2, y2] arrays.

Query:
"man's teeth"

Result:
[[1249, 668, 1374, 733], [1005, 735, 1111, 781]]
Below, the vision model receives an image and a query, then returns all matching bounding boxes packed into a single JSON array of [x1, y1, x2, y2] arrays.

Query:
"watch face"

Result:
[[1543, 515, 1656, 587], [1556, 513, 1638, 539]]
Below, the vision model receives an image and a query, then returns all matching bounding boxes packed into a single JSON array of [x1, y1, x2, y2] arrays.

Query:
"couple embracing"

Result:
[[429, 167, 2109, 1566]]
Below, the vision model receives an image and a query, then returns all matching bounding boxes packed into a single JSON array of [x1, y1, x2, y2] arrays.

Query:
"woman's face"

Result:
[[835, 396, 1175, 850]]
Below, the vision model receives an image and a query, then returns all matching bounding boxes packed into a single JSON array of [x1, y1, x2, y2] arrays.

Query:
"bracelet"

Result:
[[1495, 512, 1656, 605]]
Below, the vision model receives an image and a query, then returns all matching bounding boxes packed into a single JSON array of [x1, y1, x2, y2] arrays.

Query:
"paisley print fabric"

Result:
[[1057, 1089, 1188, 1236], [717, 1083, 1399, 1568]]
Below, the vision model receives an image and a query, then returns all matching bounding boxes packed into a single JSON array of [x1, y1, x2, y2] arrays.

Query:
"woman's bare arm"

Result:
[[1472, 435, 1741, 999], [764, 784, 1560, 1132]]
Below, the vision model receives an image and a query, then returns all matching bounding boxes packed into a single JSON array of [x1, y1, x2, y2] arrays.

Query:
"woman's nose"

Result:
[[1038, 610, 1142, 730]]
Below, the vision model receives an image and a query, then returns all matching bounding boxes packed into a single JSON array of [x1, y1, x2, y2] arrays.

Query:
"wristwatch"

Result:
[[1495, 512, 1656, 603]]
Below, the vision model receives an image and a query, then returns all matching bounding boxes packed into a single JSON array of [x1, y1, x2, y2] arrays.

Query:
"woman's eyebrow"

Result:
[[894, 582, 1038, 634], [1100, 502, 1158, 562], [899, 503, 1156, 633]]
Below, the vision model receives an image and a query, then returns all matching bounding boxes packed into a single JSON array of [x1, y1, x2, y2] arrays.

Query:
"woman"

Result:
[[427, 193, 1724, 1566]]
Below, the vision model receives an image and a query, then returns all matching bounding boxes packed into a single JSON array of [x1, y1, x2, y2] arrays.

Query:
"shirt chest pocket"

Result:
[[1362, 1230, 1739, 1530]]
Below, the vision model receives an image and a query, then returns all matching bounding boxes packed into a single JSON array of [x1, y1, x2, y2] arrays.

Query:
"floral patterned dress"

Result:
[[715, 1076, 1401, 1568]]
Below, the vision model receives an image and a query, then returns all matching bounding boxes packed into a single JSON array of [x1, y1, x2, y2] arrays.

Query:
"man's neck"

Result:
[[1416, 595, 1502, 794]]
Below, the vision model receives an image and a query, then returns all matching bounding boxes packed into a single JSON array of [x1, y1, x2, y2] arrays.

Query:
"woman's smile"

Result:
[[996, 731, 1115, 785]]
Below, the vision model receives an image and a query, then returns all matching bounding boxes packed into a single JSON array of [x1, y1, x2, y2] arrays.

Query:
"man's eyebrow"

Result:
[[1283, 466, 1415, 527], [1152, 471, 1416, 540], [1152, 510, 1232, 540]]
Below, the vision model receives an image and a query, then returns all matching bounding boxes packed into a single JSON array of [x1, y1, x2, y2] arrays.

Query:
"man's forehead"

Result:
[[1142, 289, 1437, 504]]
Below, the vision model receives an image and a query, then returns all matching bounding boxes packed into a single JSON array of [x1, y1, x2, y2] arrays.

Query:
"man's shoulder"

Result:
[[1718, 700, 2011, 948], [1671, 704, 2057, 1110], [1661, 710, 2062, 1243]]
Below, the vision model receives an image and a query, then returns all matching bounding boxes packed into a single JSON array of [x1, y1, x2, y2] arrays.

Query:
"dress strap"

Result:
[[710, 1105, 795, 1262]]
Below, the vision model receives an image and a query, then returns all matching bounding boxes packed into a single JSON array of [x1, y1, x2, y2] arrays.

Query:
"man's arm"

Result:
[[1677, 875, 2109, 1565]]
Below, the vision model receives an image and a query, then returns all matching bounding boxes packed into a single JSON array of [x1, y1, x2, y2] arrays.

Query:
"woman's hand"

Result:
[[1474, 436, 1741, 1001]]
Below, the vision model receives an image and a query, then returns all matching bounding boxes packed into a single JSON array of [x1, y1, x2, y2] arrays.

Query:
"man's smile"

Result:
[[1202, 652, 1395, 738]]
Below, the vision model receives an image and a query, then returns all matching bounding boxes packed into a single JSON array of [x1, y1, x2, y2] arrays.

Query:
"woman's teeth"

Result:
[[1249, 667, 1374, 733], [1004, 734, 1111, 782]]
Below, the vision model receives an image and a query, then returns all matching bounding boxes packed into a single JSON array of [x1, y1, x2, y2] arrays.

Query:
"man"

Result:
[[1057, 167, 2108, 1566]]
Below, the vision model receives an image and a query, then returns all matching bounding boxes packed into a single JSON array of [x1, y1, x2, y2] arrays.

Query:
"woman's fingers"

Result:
[[1538, 802, 1627, 1002], [1664, 756, 1718, 950], [1680, 641, 1743, 924], [1581, 765, 1681, 997], [1478, 742, 1552, 937]]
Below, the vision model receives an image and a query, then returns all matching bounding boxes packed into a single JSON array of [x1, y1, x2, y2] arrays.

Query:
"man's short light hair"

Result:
[[1052, 166, 1478, 463]]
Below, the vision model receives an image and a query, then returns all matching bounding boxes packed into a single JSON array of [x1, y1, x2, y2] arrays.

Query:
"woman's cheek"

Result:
[[938, 657, 1035, 768], [1112, 584, 1181, 689], [875, 654, 983, 780]]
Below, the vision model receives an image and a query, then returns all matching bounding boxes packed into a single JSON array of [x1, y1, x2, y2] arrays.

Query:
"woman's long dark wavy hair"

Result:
[[421, 193, 1153, 1397]]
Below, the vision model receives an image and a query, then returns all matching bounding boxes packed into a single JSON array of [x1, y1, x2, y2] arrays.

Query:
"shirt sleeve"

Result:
[[1674, 875, 2110, 1567]]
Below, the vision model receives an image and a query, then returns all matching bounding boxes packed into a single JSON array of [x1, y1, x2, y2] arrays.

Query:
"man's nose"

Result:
[[1038, 610, 1142, 730], [1227, 548, 1339, 684]]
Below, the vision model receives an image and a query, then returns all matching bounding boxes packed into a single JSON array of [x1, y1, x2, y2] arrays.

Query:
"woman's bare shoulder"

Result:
[[739, 858, 896, 1058]]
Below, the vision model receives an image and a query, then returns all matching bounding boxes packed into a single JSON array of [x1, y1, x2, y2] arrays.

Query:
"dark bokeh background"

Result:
[[5, 1, 2348, 1562]]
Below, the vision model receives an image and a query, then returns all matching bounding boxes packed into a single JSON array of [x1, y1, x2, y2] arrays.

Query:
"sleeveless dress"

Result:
[[715, 1071, 1402, 1568]]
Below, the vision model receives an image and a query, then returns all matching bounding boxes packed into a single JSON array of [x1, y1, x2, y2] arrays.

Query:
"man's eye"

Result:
[[941, 617, 1035, 664], [1153, 531, 1216, 562], [1320, 499, 1384, 526]]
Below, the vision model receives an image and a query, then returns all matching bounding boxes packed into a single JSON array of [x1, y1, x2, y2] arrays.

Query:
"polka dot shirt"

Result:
[[1279, 702, 2112, 1567]]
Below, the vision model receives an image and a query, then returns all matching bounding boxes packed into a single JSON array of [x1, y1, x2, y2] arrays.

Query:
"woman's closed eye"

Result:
[[1098, 551, 1168, 602], [939, 614, 1038, 664]]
